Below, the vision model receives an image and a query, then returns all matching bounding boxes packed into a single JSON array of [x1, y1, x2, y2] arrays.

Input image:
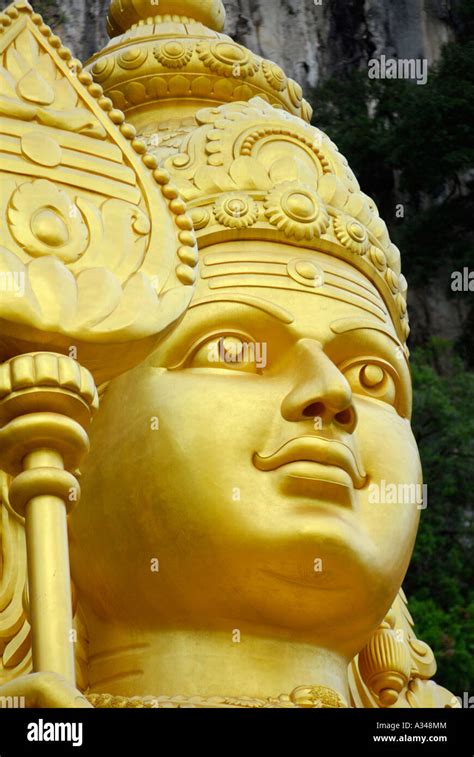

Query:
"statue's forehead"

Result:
[[189, 243, 399, 342]]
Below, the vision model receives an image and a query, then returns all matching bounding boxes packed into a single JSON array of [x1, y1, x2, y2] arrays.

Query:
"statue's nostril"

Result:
[[335, 408, 353, 426], [303, 402, 325, 418]]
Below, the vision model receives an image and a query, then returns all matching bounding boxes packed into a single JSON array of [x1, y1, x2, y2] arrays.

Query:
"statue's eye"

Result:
[[343, 361, 397, 406], [188, 335, 263, 373]]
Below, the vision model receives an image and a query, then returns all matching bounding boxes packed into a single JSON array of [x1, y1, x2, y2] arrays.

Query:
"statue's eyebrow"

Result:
[[189, 294, 295, 324], [330, 317, 401, 347]]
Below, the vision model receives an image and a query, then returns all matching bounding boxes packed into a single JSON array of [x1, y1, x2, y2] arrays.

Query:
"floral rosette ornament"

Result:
[[196, 40, 259, 78], [214, 193, 259, 229], [333, 214, 371, 256], [264, 182, 330, 242], [153, 41, 193, 69]]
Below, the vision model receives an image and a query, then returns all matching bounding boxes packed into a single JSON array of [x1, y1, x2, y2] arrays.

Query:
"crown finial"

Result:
[[107, 0, 226, 36]]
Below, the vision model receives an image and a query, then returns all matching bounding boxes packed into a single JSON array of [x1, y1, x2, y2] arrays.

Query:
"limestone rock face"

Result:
[[23, 0, 458, 94], [35, 0, 109, 61], [225, 0, 455, 94]]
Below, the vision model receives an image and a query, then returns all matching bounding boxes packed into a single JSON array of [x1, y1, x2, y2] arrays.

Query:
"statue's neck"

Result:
[[82, 610, 351, 705]]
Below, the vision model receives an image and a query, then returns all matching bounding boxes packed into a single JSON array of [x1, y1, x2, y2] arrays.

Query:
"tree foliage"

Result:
[[409, 344, 474, 694]]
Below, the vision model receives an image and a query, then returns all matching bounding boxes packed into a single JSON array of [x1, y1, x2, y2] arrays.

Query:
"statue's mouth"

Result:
[[253, 435, 367, 490]]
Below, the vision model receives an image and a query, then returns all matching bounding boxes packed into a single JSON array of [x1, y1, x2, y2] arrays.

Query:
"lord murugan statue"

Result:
[[0, 0, 459, 709]]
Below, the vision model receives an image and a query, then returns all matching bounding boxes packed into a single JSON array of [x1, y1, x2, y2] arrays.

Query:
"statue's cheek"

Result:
[[354, 399, 421, 482]]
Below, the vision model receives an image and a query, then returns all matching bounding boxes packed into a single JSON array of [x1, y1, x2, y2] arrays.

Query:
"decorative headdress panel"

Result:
[[0, 0, 198, 383]]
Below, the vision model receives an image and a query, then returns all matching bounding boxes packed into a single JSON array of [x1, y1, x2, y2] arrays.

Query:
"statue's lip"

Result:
[[253, 435, 366, 489]]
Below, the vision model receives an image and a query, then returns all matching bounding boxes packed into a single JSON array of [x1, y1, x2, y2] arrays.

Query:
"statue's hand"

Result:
[[0, 673, 93, 708]]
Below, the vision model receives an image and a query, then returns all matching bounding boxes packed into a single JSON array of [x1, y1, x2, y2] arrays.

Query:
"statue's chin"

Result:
[[241, 555, 400, 655], [71, 532, 411, 674], [70, 457, 409, 649]]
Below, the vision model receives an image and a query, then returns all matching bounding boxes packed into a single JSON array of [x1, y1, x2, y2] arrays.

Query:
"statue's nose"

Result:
[[281, 338, 357, 432]]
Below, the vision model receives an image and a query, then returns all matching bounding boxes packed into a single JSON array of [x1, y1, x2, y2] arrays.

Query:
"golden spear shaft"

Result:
[[23, 449, 77, 682], [0, 353, 98, 684]]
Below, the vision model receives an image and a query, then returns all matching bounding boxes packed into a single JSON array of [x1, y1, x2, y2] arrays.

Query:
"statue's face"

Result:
[[70, 244, 420, 657]]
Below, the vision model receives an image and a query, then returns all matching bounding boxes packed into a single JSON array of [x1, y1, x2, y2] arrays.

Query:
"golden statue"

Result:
[[0, 0, 459, 709]]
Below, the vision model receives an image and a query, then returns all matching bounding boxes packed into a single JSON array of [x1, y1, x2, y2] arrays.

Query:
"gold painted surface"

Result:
[[0, 0, 198, 382], [0, 0, 459, 709]]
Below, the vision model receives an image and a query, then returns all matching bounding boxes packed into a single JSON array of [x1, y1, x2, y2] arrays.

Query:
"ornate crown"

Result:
[[86, 0, 312, 129], [86, 1, 410, 348], [154, 97, 410, 346]]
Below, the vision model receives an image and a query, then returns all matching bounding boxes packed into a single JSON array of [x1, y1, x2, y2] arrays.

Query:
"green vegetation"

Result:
[[409, 344, 474, 694], [311, 2, 474, 694]]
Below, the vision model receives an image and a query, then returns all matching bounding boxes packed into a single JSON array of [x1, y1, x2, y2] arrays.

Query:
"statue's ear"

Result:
[[0, 470, 31, 684], [0, 1, 197, 384], [349, 588, 460, 708]]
